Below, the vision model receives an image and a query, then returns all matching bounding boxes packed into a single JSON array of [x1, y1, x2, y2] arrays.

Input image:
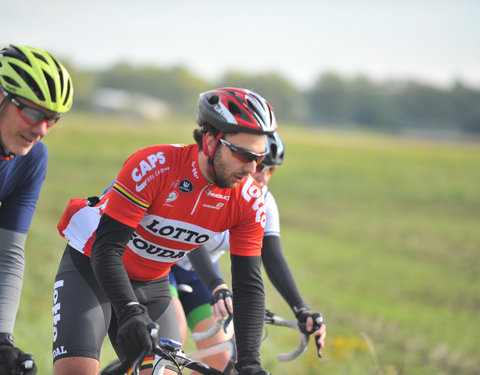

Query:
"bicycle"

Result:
[[100, 309, 324, 375], [100, 326, 226, 375]]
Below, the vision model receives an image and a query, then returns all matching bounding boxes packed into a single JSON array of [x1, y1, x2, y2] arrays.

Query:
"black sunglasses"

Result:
[[1, 88, 61, 127], [219, 137, 269, 164]]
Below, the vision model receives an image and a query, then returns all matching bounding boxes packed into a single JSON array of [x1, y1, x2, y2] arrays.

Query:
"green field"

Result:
[[13, 114, 480, 374]]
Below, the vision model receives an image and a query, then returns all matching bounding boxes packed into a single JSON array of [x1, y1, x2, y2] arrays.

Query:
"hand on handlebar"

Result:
[[0, 342, 37, 375], [295, 309, 327, 356], [117, 303, 157, 360], [210, 285, 233, 321]]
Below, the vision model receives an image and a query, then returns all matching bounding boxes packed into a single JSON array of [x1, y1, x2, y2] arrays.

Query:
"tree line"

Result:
[[68, 62, 480, 133]]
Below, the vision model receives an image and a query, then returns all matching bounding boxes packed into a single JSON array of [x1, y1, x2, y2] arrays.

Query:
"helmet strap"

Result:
[[0, 94, 15, 161], [202, 131, 224, 185], [0, 141, 15, 161]]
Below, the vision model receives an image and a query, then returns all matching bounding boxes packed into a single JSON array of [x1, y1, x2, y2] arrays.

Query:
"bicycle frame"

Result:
[[100, 309, 323, 375], [141, 336, 227, 375]]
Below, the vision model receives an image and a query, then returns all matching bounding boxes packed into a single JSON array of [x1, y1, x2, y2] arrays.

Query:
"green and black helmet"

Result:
[[0, 44, 73, 113]]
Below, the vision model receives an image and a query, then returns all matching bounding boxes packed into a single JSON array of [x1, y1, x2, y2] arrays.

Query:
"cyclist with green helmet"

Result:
[[0, 43, 73, 375]]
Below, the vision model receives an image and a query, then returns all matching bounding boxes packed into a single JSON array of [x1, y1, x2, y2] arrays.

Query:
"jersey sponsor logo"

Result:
[[203, 202, 225, 210], [166, 191, 178, 202], [178, 179, 194, 193], [128, 232, 188, 262], [131, 152, 166, 192], [136, 181, 147, 192], [53, 345, 68, 359], [192, 161, 199, 179], [241, 176, 267, 227], [52, 280, 64, 344], [207, 191, 230, 200], [140, 215, 215, 244]]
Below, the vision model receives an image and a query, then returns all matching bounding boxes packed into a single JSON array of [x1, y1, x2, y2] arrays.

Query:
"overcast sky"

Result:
[[2, 0, 479, 89]]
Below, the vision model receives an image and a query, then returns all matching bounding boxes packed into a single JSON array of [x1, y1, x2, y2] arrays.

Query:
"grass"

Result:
[[12, 114, 480, 374]]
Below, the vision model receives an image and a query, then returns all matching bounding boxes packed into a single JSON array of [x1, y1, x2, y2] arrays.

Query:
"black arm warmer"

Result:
[[90, 214, 137, 314], [262, 235, 308, 312], [231, 254, 265, 369], [187, 246, 225, 292]]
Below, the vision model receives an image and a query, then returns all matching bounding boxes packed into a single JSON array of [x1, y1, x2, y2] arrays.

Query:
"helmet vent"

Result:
[[207, 94, 219, 105], [270, 144, 278, 158], [11, 63, 45, 101], [33, 52, 48, 64], [228, 101, 243, 118], [44, 71, 56, 102], [63, 80, 72, 106], [3, 45, 31, 66], [50, 55, 65, 94], [246, 96, 267, 125], [2, 75, 20, 88]]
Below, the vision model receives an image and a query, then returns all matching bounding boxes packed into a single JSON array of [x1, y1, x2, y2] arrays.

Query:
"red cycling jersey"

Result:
[[58, 143, 267, 281]]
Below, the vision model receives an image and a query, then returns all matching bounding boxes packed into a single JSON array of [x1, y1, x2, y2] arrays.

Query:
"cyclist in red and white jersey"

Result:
[[52, 88, 276, 375], [170, 132, 326, 372], [0, 44, 73, 375]]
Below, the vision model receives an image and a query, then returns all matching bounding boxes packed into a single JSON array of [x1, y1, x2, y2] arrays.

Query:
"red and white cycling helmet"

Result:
[[197, 87, 278, 135]]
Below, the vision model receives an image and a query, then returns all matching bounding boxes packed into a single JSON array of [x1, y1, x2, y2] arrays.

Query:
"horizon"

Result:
[[3, 0, 480, 90]]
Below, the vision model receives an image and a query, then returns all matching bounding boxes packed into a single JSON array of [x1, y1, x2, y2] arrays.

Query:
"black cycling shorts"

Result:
[[52, 245, 180, 362]]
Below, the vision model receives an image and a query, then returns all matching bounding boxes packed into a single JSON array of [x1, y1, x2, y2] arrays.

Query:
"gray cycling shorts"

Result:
[[52, 245, 180, 362]]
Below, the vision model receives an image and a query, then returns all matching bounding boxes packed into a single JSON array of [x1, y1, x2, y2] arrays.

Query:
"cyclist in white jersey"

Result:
[[169, 132, 326, 372]]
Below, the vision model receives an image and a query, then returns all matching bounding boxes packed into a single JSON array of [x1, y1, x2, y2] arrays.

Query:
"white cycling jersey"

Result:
[[176, 185, 280, 271]]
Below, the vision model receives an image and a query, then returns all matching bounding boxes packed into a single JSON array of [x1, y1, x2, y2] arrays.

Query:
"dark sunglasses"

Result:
[[2, 90, 61, 127], [256, 164, 276, 174], [219, 137, 269, 164]]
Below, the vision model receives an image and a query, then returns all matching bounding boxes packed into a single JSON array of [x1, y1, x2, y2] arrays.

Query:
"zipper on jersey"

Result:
[[190, 184, 211, 215]]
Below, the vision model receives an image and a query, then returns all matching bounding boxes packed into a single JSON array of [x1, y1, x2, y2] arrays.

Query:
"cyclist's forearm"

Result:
[[262, 235, 308, 311], [90, 214, 137, 313], [0, 228, 27, 333], [188, 245, 224, 292], [231, 253, 264, 368]]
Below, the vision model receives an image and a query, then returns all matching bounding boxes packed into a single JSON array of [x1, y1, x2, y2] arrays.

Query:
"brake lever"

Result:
[[223, 313, 233, 333], [313, 315, 325, 358]]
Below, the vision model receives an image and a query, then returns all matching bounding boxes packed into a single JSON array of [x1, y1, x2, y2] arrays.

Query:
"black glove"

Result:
[[295, 309, 325, 358], [0, 333, 37, 375], [116, 303, 155, 360], [209, 288, 232, 307], [210, 288, 233, 330], [295, 309, 325, 335], [238, 365, 271, 375]]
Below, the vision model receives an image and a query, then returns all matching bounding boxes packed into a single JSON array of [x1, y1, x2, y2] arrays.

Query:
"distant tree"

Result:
[[95, 63, 210, 114], [450, 82, 480, 132], [307, 72, 350, 124], [348, 76, 399, 128], [394, 81, 453, 129], [62, 63, 96, 111], [68, 62, 480, 134]]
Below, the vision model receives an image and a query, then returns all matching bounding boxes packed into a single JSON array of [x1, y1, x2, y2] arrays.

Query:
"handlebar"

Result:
[[191, 318, 225, 342], [264, 309, 311, 361], [104, 310, 324, 375], [191, 314, 232, 342], [191, 309, 324, 361], [131, 325, 226, 375]]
